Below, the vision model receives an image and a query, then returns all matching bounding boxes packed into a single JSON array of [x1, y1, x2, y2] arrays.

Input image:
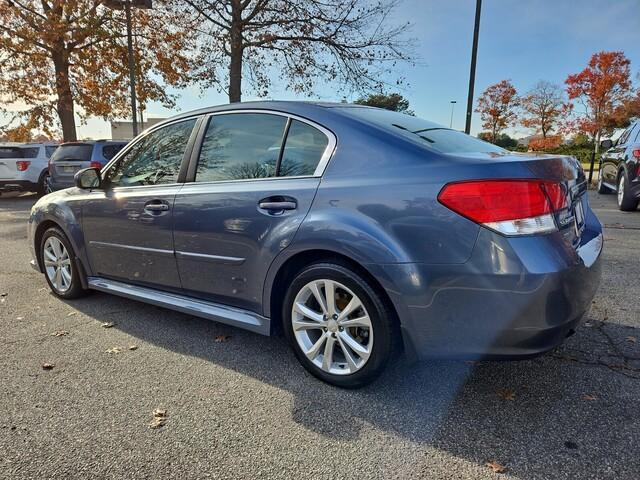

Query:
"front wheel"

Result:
[[283, 262, 396, 388], [617, 171, 639, 211], [40, 227, 87, 299]]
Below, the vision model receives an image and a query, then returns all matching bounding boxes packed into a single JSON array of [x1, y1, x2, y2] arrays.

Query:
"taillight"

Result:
[[632, 149, 640, 160], [90, 161, 102, 169], [16, 161, 31, 171], [438, 179, 567, 236]]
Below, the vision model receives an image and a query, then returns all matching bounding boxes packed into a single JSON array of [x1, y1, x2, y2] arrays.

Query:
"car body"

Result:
[[598, 120, 640, 211], [0, 142, 58, 195], [28, 101, 603, 387], [48, 140, 128, 192]]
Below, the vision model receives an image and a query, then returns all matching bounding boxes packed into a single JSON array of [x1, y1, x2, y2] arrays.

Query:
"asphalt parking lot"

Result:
[[1, 191, 639, 480]]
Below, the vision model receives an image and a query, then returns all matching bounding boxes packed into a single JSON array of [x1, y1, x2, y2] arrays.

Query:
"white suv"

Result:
[[0, 142, 58, 196]]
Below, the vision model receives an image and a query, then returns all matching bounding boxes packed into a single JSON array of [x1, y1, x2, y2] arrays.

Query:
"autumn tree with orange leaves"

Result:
[[475, 80, 519, 143], [565, 51, 634, 154], [520, 81, 567, 139], [0, 1, 197, 141]]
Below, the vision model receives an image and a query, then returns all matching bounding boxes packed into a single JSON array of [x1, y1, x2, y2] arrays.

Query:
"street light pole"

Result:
[[464, 0, 482, 134], [124, 0, 138, 137], [449, 100, 457, 129]]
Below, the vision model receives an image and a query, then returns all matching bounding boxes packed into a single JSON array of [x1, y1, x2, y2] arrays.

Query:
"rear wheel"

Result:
[[37, 171, 51, 197], [617, 170, 639, 211], [283, 262, 395, 388], [40, 227, 87, 299]]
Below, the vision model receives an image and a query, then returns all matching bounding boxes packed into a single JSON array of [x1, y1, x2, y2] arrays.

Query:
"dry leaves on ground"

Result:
[[101, 322, 115, 328], [51, 330, 69, 337], [583, 394, 597, 401], [215, 335, 232, 343], [485, 460, 507, 474], [106, 347, 122, 354], [66, 312, 76, 317], [497, 388, 515, 401], [42, 363, 55, 370], [129, 345, 138, 351], [149, 408, 168, 429], [626, 336, 637, 344]]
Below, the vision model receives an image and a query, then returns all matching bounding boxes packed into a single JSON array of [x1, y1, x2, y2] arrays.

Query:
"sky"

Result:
[[50, 0, 640, 139]]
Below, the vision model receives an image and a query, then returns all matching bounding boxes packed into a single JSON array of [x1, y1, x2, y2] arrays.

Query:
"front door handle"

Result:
[[259, 201, 297, 211], [144, 200, 170, 213]]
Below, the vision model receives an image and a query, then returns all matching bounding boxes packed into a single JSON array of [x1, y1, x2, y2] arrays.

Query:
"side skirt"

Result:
[[87, 277, 270, 336]]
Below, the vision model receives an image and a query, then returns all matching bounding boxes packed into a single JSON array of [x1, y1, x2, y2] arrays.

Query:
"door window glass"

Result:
[[45, 146, 58, 158], [196, 113, 286, 182], [20, 147, 40, 158], [279, 120, 329, 177], [105, 119, 196, 187]]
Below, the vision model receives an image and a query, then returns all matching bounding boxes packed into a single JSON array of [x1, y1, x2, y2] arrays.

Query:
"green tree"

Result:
[[354, 93, 414, 115]]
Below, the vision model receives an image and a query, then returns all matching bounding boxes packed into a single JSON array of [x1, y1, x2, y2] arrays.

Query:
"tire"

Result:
[[40, 227, 87, 299], [597, 168, 612, 194], [37, 171, 51, 197], [283, 261, 396, 388], [617, 170, 639, 212]]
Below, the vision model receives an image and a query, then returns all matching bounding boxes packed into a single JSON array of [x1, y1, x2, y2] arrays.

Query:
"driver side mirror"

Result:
[[75, 167, 102, 189], [600, 139, 613, 150]]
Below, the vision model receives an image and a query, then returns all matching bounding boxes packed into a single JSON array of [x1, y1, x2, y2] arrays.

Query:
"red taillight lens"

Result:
[[632, 149, 640, 160], [16, 161, 31, 171], [89, 161, 102, 169], [438, 180, 567, 235]]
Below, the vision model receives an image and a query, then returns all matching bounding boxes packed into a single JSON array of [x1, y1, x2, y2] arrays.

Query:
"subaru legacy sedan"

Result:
[[28, 102, 603, 388]]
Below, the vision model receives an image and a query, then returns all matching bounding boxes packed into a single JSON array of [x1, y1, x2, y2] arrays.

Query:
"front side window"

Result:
[[196, 113, 287, 182], [105, 119, 196, 187], [279, 120, 329, 177]]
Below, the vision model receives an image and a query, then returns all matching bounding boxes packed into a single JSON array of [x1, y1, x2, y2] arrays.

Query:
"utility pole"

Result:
[[105, 1, 152, 138], [449, 100, 457, 129], [465, 0, 482, 134]]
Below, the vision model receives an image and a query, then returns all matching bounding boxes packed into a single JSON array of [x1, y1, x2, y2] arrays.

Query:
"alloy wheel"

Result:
[[618, 175, 625, 206], [291, 279, 373, 375], [43, 236, 72, 293]]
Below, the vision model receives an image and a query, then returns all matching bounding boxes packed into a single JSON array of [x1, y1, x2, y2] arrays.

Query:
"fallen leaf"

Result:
[[106, 347, 122, 354], [50, 330, 69, 337], [583, 321, 593, 327], [485, 460, 507, 474], [626, 336, 637, 344], [42, 363, 55, 370], [602, 310, 608, 321], [497, 388, 515, 401], [16, 316, 24, 321], [101, 322, 115, 328], [149, 408, 167, 429], [66, 312, 77, 317], [214, 335, 231, 343], [583, 394, 597, 401], [129, 345, 138, 351]]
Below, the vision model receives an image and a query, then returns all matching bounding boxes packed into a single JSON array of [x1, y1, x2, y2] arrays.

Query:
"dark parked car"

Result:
[[598, 120, 640, 211], [48, 140, 127, 192], [28, 102, 603, 387]]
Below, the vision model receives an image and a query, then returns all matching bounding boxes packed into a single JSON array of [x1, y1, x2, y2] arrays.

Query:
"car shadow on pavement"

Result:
[[64, 291, 640, 477]]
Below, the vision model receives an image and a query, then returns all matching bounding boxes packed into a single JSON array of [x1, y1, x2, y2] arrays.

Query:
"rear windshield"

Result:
[[50, 144, 93, 162], [338, 107, 506, 155], [20, 147, 40, 158], [0, 147, 23, 158]]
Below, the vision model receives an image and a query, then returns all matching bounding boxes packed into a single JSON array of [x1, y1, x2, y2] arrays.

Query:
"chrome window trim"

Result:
[[198, 109, 337, 180]]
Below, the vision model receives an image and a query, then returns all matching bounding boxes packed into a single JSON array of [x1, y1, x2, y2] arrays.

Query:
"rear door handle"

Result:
[[259, 201, 297, 211]]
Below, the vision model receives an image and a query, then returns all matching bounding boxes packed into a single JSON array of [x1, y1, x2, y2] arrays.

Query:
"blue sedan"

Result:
[[28, 102, 603, 387]]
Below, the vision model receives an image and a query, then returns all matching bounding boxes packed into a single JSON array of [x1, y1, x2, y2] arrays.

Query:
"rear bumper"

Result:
[[370, 214, 603, 360], [48, 178, 74, 191], [0, 180, 38, 192]]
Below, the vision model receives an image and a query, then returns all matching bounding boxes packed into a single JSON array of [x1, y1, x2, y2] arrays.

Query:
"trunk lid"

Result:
[[50, 143, 93, 180]]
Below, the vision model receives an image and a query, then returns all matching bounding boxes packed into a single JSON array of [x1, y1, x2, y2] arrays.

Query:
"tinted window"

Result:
[[105, 119, 196, 187], [102, 143, 126, 161], [279, 120, 328, 176], [51, 144, 93, 162], [0, 147, 23, 158], [196, 113, 287, 182], [20, 147, 40, 158], [618, 127, 633, 145], [45, 146, 58, 158], [339, 106, 505, 154]]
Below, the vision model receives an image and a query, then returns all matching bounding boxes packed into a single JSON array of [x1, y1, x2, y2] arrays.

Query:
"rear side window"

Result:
[[45, 146, 58, 158], [51, 144, 93, 162], [618, 127, 633, 145], [196, 113, 287, 182], [0, 147, 23, 158], [102, 143, 125, 161], [279, 120, 329, 177], [20, 147, 40, 158]]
